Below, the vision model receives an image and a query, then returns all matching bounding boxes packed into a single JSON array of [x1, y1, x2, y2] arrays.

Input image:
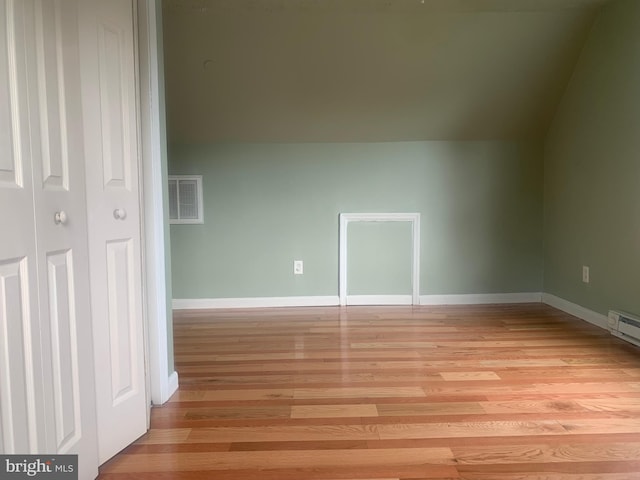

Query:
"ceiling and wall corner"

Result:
[[161, 0, 640, 323], [162, 0, 613, 143]]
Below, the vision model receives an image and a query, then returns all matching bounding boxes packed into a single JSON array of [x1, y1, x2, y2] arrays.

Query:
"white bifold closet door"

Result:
[[0, 0, 99, 478], [0, 0, 148, 476], [79, 0, 148, 464]]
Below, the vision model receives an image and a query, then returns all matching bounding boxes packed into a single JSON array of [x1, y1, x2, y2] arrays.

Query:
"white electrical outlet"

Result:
[[582, 265, 590, 283], [294, 260, 303, 275]]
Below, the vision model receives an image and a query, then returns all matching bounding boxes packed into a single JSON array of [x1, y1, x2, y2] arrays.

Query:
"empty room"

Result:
[[98, 0, 640, 478]]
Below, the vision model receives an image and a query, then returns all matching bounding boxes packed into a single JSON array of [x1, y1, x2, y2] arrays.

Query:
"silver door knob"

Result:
[[113, 208, 127, 220], [54, 211, 68, 225]]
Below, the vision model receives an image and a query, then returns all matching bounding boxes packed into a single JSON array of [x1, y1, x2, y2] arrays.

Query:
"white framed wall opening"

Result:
[[339, 213, 421, 306]]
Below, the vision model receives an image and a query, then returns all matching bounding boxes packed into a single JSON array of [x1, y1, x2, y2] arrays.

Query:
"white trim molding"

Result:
[[137, 0, 175, 406], [167, 371, 179, 399], [542, 293, 608, 330], [347, 295, 413, 306], [420, 292, 542, 305], [339, 213, 420, 307], [173, 296, 340, 310]]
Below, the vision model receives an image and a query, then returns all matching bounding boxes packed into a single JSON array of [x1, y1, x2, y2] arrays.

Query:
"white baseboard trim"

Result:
[[167, 371, 179, 399], [174, 293, 546, 309], [542, 293, 608, 330], [173, 296, 340, 310], [151, 371, 179, 406], [419, 292, 542, 305], [347, 295, 413, 306]]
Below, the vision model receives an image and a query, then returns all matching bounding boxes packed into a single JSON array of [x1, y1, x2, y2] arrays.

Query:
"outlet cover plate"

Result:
[[582, 265, 590, 283]]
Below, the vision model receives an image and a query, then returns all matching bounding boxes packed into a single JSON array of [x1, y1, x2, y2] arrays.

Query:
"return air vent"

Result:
[[168, 175, 204, 224], [608, 310, 640, 348]]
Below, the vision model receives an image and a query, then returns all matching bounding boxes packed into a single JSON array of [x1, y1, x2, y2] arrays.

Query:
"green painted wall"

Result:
[[347, 222, 413, 296], [544, 0, 640, 317], [169, 141, 543, 299]]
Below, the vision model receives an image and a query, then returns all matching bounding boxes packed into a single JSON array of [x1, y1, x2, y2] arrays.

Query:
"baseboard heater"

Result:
[[608, 310, 640, 347]]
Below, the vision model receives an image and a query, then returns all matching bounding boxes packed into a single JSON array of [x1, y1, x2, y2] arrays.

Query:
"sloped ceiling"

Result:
[[162, 0, 612, 143]]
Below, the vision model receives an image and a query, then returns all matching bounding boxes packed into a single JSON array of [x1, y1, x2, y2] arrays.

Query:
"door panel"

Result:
[[98, 21, 131, 190], [0, 0, 21, 186], [80, 0, 147, 464], [0, 0, 45, 455], [106, 239, 139, 405], [34, 0, 68, 191], [0, 258, 37, 454], [45, 250, 82, 452], [24, 0, 99, 477]]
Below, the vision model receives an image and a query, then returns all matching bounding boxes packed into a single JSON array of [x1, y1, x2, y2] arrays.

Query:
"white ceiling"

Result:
[[162, 0, 613, 143]]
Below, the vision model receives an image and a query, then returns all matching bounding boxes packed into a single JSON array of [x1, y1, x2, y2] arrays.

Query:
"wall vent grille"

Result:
[[168, 175, 204, 224]]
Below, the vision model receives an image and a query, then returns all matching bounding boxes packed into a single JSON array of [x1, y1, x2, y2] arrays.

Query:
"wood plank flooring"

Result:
[[98, 304, 640, 479]]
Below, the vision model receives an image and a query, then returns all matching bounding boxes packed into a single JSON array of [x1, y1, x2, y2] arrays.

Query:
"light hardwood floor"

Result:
[[98, 304, 640, 479]]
